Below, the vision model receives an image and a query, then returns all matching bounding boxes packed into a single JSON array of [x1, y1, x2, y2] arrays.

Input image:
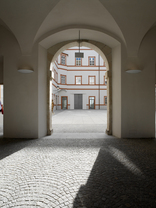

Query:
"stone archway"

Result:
[[47, 40, 112, 135]]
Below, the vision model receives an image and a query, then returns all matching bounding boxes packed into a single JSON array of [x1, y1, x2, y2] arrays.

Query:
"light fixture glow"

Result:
[[18, 68, 34, 73], [126, 69, 141, 73]]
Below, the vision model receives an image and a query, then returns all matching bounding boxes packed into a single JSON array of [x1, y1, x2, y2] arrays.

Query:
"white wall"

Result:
[[0, 26, 39, 138], [38, 45, 47, 138], [112, 45, 121, 138], [120, 27, 156, 138]]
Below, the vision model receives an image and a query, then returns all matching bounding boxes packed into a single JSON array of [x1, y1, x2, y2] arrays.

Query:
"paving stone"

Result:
[[0, 126, 156, 207]]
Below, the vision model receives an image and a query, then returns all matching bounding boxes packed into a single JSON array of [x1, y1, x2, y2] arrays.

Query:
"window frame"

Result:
[[88, 76, 96, 85], [104, 96, 107, 105], [60, 53, 67, 65], [60, 74, 66, 85], [61, 96, 68, 109], [75, 76, 82, 85], [75, 58, 82, 66], [88, 56, 96, 66], [104, 76, 107, 85], [89, 96, 95, 109]]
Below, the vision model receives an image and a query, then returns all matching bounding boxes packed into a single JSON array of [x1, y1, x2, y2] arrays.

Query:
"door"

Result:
[[61, 96, 67, 109], [74, 94, 82, 109], [89, 96, 95, 109]]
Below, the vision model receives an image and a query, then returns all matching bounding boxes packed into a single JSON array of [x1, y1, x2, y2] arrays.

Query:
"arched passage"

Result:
[[47, 40, 112, 136]]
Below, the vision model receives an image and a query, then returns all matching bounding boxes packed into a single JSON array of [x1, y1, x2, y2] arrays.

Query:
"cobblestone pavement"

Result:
[[0, 137, 156, 208]]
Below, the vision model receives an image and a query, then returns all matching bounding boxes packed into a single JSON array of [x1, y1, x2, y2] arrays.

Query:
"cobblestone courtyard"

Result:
[[0, 111, 156, 207], [0, 136, 156, 207]]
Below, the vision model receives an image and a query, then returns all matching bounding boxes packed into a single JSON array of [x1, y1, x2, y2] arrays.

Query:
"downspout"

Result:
[[98, 54, 100, 109]]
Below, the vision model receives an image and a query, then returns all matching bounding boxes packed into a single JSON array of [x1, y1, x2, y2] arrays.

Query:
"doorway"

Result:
[[74, 94, 83, 109], [48, 41, 112, 136], [89, 96, 95, 109], [61, 96, 68, 109]]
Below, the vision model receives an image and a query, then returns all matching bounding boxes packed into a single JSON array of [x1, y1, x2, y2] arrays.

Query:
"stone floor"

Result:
[[52, 110, 109, 139], [0, 110, 156, 207]]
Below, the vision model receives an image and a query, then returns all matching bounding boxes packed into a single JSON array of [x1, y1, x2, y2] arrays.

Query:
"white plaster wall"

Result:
[[38, 45, 47, 138], [121, 61, 155, 138], [121, 27, 156, 138], [0, 26, 39, 138], [112, 45, 121, 138]]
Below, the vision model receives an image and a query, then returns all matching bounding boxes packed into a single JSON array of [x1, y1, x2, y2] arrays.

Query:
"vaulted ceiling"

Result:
[[0, 0, 156, 56]]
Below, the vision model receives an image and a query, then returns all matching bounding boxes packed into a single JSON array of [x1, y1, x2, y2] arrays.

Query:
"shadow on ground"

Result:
[[0, 137, 34, 160], [0, 135, 156, 208], [73, 139, 156, 208]]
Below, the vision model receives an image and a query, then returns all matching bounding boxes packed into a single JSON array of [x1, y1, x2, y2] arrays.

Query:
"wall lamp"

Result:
[[18, 67, 34, 73], [126, 69, 142, 73]]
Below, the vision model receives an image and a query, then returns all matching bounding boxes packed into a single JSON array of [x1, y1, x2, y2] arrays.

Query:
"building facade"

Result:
[[52, 47, 107, 111]]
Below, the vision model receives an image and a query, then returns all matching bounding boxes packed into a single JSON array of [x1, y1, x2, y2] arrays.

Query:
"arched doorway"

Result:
[[47, 41, 112, 136]]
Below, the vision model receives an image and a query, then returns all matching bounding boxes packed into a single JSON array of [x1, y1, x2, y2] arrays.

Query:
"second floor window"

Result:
[[61, 55, 66, 65], [76, 76, 82, 84], [89, 76, 95, 84], [76, 58, 81, 66], [89, 57, 95, 66], [61, 75, 66, 84]]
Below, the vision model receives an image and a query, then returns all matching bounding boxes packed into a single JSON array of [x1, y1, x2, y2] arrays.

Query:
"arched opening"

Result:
[[47, 41, 112, 136]]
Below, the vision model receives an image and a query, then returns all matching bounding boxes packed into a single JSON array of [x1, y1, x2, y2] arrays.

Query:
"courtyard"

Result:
[[52, 109, 109, 139]]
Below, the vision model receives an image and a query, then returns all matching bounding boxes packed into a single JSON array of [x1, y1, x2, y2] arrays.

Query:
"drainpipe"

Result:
[[98, 54, 100, 109]]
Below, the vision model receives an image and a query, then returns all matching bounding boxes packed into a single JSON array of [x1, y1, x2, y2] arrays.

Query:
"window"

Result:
[[75, 76, 82, 84], [56, 72, 58, 82], [89, 57, 95, 66], [89, 96, 95, 109], [104, 76, 107, 85], [61, 75, 66, 84], [104, 96, 107, 105], [89, 76, 95, 84], [61, 55, 66, 65], [76, 58, 81, 66]]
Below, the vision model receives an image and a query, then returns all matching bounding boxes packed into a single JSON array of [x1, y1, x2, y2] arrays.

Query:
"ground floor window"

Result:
[[89, 96, 95, 109], [61, 96, 68, 109], [104, 96, 107, 105]]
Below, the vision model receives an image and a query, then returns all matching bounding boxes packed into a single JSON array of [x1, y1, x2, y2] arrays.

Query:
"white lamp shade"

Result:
[[126, 69, 141, 73], [18, 68, 34, 73]]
